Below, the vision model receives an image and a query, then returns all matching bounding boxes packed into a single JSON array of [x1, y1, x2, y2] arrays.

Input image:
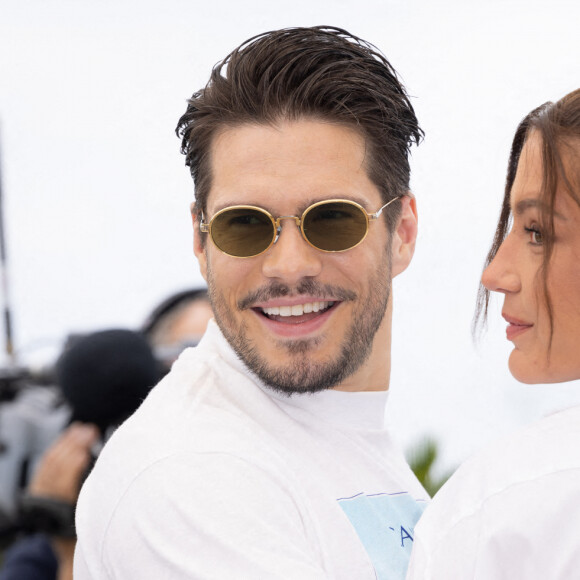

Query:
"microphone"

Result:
[[56, 329, 158, 434]]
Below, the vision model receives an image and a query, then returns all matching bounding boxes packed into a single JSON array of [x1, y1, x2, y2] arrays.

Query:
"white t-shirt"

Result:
[[74, 320, 428, 579], [407, 404, 580, 580]]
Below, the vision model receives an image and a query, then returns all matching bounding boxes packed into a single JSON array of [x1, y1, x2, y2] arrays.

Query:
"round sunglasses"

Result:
[[199, 197, 400, 258]]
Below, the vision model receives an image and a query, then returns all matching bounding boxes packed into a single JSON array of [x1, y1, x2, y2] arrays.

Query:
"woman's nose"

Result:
[[481, 238, 520, 294]]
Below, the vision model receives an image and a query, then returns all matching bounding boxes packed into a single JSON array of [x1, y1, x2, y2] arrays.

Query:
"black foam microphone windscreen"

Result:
[[56, 329, 158, 433]]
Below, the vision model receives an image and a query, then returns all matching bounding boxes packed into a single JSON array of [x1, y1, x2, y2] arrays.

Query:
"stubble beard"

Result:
[[206, 260, 392, 396]]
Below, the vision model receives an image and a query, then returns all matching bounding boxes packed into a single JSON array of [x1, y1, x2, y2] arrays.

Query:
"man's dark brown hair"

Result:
[[176, 26, 422, 234]]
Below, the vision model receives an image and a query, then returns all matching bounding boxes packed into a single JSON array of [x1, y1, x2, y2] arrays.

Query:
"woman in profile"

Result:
[[407, 88, 580, 579]]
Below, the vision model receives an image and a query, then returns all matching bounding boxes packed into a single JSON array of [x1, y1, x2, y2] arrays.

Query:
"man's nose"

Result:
[[261, 220, 323, 282]]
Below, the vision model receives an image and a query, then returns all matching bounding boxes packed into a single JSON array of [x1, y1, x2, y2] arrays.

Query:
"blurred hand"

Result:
[[28, 422, 99, 504]]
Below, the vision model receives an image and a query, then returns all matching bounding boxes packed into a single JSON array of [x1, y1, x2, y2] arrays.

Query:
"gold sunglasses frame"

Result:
[[199, 197, 401, 258]]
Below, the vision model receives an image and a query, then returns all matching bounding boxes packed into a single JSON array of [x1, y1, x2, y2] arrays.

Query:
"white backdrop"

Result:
[[1, 0, 579, 474]]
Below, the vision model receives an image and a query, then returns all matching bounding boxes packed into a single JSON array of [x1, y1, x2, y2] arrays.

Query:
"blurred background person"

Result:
[[141, 287, 213, 377], [0, 329, 158, 579], [0, 422, 99, 580], [0, 369, 70, 526]]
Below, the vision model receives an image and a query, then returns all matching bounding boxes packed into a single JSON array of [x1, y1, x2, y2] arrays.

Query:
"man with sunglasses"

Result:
[[75, 26, 427, 579]]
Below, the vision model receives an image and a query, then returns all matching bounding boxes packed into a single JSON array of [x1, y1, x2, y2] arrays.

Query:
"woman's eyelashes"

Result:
[[524, 224, 544, 246]]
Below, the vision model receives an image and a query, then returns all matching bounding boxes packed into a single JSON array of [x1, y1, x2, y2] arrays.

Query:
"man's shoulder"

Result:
[[77, 343, 292, 509], [75, 376, 298, 569], [75, 448, 310, 580], [92, 363, 280, 479]]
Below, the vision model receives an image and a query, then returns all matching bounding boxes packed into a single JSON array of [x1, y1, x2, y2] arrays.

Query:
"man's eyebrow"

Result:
[[211, 195, 372, 215], [513, 197, 566, 220]]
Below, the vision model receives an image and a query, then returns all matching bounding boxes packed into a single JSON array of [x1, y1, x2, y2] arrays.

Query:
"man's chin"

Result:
[[239, 348, 347, 396], [258, 373, 336, 396], [272, 335, 324, 356]]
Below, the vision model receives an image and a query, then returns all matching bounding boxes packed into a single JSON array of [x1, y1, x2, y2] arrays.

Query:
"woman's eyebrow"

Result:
[[514, 197, 566, 220]]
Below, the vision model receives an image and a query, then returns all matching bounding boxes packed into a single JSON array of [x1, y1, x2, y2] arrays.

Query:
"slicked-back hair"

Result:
[[176, 26, 423, 234], [474, 88, 580, 347]]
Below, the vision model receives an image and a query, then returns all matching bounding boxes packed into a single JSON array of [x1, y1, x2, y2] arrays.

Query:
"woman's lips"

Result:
[[503, 313, 533, 341]]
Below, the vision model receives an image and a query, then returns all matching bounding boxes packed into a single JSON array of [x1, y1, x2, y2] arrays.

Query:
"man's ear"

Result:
[[191, 203, 208, 282], [391, 194, 418, 278]]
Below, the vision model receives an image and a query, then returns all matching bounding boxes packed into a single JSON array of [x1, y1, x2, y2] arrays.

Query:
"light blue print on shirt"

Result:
[[338, 492, 427, 580]]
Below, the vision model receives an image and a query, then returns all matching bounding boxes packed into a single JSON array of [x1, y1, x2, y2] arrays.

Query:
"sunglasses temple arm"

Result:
[[370, 196, 401, 220], [199, 213, 209, 233]]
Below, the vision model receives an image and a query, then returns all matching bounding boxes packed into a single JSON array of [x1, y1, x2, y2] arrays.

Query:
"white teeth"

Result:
[[262, 301, 334, 317]]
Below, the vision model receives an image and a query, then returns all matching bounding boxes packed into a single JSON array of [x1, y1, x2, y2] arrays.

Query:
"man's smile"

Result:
[[255, 300, 338, 325], [260, 300, 335, 317]]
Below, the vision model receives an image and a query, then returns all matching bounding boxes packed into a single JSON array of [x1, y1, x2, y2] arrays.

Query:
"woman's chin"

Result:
[[508, 350, 580, 385]]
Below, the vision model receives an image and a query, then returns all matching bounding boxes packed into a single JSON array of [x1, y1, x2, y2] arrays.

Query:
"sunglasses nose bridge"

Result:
[[273, 215, 302, 231]]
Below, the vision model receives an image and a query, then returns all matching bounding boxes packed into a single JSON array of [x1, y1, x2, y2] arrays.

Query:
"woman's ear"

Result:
[[191, 203, 208, 281], [391, 195, 418, 278]]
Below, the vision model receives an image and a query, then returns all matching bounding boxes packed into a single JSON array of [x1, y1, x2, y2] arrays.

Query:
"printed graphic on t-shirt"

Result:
[[338, 492, 427, 580]]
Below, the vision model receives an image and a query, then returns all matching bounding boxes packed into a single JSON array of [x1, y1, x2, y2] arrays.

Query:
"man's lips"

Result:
[[249, 298, 340, 336], [259, 300, 335, 318], [503, 313, 533, 340]]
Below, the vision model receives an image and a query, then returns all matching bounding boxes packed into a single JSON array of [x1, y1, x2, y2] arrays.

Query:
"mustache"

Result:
[[238, 279, 357, 310]]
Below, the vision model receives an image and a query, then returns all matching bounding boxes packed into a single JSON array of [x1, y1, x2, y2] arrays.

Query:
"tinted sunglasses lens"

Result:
[[211, 207, 275, 257], [303, 202, 368, 251]]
